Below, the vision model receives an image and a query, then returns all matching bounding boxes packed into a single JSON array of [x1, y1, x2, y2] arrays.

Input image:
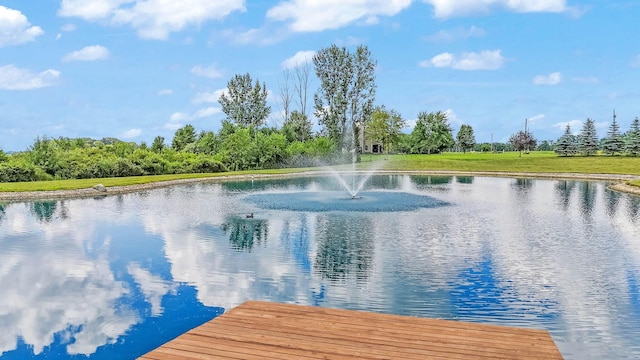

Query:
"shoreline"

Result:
[[1, 171, 639, 202]]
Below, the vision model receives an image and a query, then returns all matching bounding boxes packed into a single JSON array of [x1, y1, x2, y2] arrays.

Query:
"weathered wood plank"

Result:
[[139, 300, 563, 360]]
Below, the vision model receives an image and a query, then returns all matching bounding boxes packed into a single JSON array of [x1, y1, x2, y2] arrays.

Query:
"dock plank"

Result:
[[140, 300, 563, 360]]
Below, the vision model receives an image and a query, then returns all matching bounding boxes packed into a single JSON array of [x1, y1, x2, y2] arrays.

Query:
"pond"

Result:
[[1, 174, 639, 359]]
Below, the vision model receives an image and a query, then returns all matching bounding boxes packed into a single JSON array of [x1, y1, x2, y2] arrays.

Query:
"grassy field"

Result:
[[374, 151, 640, 175], [2, 151, 639, 192]]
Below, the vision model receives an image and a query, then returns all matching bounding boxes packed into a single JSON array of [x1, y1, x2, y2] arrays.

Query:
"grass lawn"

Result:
[[2, 151, 639, 192], [373, 151, 640, 175]]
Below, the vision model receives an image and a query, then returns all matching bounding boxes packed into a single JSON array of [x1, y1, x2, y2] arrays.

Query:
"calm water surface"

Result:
[[1, 175, 639, 359]]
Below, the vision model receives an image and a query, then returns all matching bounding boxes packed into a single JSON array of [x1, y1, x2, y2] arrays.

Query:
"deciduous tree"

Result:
[[294, 61, 311, 118], [171, 124, 196, 151], [282, 110, 312, 142], [151, 136, 165, 153], [277, 69, 293, 126], [367, 106, 406, 155], [456, 124, 475, 153], [313, 45, 376, 153], [219, 73, 270, 127], [410, 111, 454, 154], [509, 130, 537, 157]]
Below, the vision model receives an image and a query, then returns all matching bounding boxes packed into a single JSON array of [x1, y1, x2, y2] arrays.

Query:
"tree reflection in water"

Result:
[[555, 180, 576, 211], [0, 203, 6, 223], [579, 181, 597, 220], [314, 214, 374, 282], [29, 201, 57, 222], [604, 188, 622, 218], [222, 216, 268, 252]]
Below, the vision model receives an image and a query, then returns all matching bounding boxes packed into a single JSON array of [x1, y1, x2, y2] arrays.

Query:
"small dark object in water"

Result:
[[246, 213, 254, 218], [351, 196, 361, 200]]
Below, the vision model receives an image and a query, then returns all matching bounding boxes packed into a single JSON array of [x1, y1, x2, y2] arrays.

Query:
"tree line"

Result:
[[2, 44, 639, 183], [555, 115, 640, 157]]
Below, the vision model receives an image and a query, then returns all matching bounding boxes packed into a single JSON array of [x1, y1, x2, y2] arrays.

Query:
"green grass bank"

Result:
[[2, 151, 640, 193]]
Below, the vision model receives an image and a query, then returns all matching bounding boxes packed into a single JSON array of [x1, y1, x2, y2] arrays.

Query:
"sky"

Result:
[[0, 0, 639, 152]]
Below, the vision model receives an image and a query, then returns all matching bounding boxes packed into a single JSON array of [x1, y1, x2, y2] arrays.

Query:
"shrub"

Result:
[[0, 162, 39, 182]]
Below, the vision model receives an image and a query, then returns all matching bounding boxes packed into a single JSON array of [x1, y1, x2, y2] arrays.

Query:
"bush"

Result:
[[0, 162, 39, 182], [183, 156, 227, 173]]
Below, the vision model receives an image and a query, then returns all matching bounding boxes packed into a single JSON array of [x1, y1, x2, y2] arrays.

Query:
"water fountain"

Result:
[[244, 170, 448, 213], [247, 135, 449, 212], [325, 159, 383, 200]]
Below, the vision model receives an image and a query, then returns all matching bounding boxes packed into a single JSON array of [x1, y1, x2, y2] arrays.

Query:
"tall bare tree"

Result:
[[276, 68, 293, 127], [294, 61, 311, 118]]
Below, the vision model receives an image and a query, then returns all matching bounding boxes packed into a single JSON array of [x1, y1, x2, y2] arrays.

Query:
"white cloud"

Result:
[[533, 72, 562, 85], [0, 206, 138, 356], [528, 114, 545, 122], [58, 0, 128, 20], [267, 0, 412, 32], [571, 76, 599, 84], [191, 64, 223, 78], [164, 107, 221, 130], [553, 120, 583, 133], [0, 5, 44, 47], [58, 0, 246, 40], [119, 128, 142, 139], [128, 263, 175, 316], [424, 26, 486, 42], [420, 50, 505, 70], [192, 88, 227, 104], [281, 50, 316, 69], [157, 89, 173, 95], [169, 112, 189, 123], [631, 54, 640, 68], [61, 23, 77, 32], [193, 107, 222, 118], [335, 35, 365, 47], [0, 65, 60, 90], [62, 45, 110, 62], [224, 25, 290, 45], [444, 108, 462, 126], [423, 0, 568, 18]]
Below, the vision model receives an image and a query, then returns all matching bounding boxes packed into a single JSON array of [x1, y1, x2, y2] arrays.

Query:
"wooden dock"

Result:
[[140, 300, 563, 359]]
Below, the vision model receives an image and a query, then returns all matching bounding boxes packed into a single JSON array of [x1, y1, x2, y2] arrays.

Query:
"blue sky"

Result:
[[0, 0, 639, 151]]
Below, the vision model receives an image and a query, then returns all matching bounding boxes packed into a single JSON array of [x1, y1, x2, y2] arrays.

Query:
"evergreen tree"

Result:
[[625, 117, 640, 156], [456, 124, 475, 153], [555, 125, 578, 156], [602, 112, 624, 155], [579, 118, 598, 156]]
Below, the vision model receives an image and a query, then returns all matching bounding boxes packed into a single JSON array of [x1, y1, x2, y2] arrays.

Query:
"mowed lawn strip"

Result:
[[2, 152, 640, 192], [378, 152, 640, 175]]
